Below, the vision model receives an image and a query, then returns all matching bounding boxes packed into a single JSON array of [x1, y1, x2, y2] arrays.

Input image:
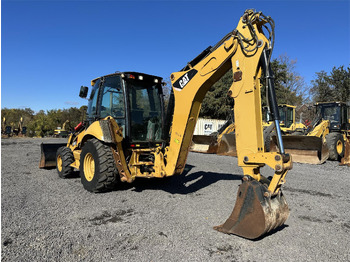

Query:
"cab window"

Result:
[[87, 79, 100, 119]]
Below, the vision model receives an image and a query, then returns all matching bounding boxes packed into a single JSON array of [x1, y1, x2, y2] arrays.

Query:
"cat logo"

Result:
[[179, 73, 190, 88], [173, 69, 198, 90]]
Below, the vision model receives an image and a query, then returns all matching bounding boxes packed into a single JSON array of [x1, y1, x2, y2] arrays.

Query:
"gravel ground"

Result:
[[1, 137, 350, 261]]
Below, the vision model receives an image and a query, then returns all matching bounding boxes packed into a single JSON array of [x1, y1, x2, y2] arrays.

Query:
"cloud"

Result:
[[64, 101, 79, 106]]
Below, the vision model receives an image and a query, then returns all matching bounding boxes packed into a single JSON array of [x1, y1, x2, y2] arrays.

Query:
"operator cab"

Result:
[[278, 105, 294, 128], [263, 105, 294, 128], [80, 72, 165, 147], [315, 102, 349, 131]]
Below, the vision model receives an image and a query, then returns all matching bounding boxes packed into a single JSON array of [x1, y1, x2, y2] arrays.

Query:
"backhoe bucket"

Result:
[[340, 137, 350, 166], [214, 179, 289, 239], [190, 135, 218, 154], [271, 135, 329, 164], [217, 133, 237, 157], [39, 143, 67, 169]]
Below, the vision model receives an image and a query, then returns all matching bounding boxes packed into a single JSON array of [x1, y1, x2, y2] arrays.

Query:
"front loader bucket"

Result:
[[217, 133, 237, 157], [340, 137, 350, 166], [271, 135, 329, 164], [190, 135, 218, 154], [39, 143, 67, 169], [214, 179, 289, 240]]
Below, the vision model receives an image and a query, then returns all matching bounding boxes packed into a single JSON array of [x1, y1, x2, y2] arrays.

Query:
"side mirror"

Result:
[[79, 86, 89, 98]]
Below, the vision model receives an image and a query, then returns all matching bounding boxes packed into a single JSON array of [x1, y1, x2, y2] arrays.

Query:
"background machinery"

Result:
[[271, 101, 350, 164], [263, 104, 306, 152], [190, 111, 236, 155], [2, 117, 27, 137], [40, 10, 292, 239], [191, 104, 306, 156], [263, 104, 306, 134], [54, 120, 71, 138], [317, 102, 349, 161]]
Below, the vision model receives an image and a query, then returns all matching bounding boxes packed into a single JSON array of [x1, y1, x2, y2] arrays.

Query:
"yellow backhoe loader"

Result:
[[263, 104, 306, 134], [13, 117, 27, 137], [2, 117, 27, 137], [271, 101, 350, 164], [1, 117, 11, 137], [54, 120, 70, 138], [39, 10, 292, 239], [263, 104, 307, 152]]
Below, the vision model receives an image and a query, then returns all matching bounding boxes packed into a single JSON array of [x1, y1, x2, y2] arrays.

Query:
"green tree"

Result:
[[27, 110, 51, 137], [328, 65, 350, 102], [261, 55, 305, 106], [198, 55, 307, 120], [311, 65, 350, 102], [1, 108, 35, 132], [1, 106, 87, 137], [310, 71, 333, 102], [199, 70, 234, 120]]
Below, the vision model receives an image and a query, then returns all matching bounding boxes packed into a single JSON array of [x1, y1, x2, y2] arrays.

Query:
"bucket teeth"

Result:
[[214, 179, 289, 239]]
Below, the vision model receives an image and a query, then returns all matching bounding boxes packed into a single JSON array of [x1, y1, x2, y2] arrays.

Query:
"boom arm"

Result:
[[161, 10, 291, 196]]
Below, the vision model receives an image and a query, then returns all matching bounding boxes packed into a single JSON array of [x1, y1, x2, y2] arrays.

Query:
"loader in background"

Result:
[[263, 104, 306, 134], [40, 10, 292, 239], [271, 101, 350, 164], [190, 111, 236, 156], [2, 117, 27, 137], [54, 120, 71, 138], [191, 104, 305, 155], [263, 104, 306, 152]]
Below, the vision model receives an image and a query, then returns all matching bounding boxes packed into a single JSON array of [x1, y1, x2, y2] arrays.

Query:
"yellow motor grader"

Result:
[[40, 10, 292, 239]]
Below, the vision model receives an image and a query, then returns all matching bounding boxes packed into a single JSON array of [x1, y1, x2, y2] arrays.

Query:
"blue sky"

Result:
[[2, 0, 349, 112]]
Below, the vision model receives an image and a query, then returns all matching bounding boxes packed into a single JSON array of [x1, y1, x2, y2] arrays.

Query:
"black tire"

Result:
[[80, 138, 118, 192], [56, 147, 74, 178], [326, 133, 345, 161]]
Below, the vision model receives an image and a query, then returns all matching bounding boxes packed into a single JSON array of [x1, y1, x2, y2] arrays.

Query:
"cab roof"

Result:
[[91, 71, 163, 86]]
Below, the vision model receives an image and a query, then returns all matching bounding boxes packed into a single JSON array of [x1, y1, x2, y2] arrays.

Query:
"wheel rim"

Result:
[[57, 155, 63, 172], [84, 153, 95, 182], [336, 140, 343, 155]]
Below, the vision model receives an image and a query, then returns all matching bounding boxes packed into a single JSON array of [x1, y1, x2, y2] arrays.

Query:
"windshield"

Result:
[[100, 76, 125, 118], [278, 107, 286, 126], [87, 79, 100, 120], [285, 108, 294, 128], [277, 107, 293, 128], [318, 105, 340, 125], [126, 79, 163, 142], [100, 75, 126, 134]]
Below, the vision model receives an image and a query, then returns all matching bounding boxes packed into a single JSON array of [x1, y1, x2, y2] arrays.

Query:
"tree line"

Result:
[[1, 106, 87, 137], [1, 57, 349, 136]]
